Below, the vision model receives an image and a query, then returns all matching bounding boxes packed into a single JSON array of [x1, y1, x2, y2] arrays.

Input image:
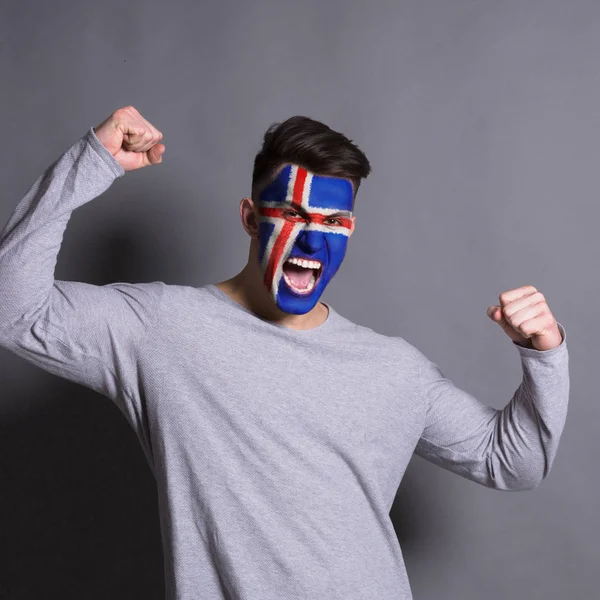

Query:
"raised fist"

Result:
[[93, 106, 165, 172]]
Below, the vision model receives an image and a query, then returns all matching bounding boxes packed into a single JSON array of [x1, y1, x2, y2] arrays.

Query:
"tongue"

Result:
[[283, 264, 313, 289]]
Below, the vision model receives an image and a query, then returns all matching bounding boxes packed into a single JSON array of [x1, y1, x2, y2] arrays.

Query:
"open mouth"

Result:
[[282, 256, 323, 295]]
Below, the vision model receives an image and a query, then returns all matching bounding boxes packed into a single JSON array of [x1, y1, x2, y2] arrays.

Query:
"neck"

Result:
[[215, 250, 329, 331]]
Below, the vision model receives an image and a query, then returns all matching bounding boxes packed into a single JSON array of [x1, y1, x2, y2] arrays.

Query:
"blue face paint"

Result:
[[256, 164, 354, 315]]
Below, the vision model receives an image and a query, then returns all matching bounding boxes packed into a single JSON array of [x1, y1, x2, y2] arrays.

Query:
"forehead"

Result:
[[258, 164, 354, 212]]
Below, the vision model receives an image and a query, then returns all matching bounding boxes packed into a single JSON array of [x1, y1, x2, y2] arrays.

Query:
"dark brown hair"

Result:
[[252, 116, 371, 204]]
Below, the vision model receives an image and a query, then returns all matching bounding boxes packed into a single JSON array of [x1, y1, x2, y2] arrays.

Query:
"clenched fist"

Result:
[[487, 285, 563, 351], [94, 106, 165, 172]]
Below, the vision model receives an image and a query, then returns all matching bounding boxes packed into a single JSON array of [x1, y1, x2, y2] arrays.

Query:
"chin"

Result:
[[276, 297, 319, 315], [272, 278, 327, 315]]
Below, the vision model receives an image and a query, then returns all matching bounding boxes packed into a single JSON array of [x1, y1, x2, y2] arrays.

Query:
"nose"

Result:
[[295, 229, 324, 255]]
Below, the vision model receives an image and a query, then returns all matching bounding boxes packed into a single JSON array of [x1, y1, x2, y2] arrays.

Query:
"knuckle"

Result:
[[115, 107, 132, 121], [521, 321, 533, 335]]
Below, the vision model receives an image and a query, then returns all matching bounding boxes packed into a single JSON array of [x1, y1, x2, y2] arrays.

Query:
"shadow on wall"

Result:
[[0, 380, 165, 599]]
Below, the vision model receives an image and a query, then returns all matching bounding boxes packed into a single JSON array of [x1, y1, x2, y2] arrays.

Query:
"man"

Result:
[[0, 106, 569, 599]]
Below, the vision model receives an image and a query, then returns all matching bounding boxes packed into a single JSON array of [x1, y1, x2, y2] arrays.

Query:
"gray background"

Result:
[[1, 0, 597, 598]]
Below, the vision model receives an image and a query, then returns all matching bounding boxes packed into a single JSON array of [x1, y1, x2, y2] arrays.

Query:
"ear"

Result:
[[240, 197, 260, 238], [348, 215, 356, 237]]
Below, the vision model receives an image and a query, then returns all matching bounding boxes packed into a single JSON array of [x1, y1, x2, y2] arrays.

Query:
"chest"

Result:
[[150, 314, 424, 460]]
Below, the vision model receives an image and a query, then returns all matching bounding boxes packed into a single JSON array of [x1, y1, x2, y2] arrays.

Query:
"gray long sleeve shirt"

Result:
[[0, 127, 570, 600]]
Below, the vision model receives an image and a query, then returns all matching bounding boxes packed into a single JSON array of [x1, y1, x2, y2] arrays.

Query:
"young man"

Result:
[[0, 106, 569, 599]]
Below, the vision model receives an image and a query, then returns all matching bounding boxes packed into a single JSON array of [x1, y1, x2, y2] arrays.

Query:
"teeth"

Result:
[[283, 270, 317, 294], [286, 257, 322, 270]]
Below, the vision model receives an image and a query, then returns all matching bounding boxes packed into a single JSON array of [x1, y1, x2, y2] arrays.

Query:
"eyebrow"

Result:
[[280, 201, 352, 217], [327, 210, 353, 217]]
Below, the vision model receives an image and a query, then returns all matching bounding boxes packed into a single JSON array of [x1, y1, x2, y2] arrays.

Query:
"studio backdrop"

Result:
[[1, 0, 597, 598]]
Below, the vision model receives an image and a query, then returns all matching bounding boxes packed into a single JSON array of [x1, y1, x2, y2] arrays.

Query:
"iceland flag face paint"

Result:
[[257, 164, 354, 315]]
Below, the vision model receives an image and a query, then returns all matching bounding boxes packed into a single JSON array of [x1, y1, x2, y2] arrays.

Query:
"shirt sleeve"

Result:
[[0, 126, 165, 440], [413, 323, 570, 491]]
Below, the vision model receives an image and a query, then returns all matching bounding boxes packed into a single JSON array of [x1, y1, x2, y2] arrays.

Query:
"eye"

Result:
[[283, 209, 301, 218], [324, 217, 342, 226]]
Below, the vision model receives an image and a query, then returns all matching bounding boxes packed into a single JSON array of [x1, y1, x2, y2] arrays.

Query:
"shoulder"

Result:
[[146, 282, 226, 318], [331, 310, 427, 366], [144, 282, 220, 307]]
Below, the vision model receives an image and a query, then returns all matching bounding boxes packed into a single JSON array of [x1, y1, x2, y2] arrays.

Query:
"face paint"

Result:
[[256, 164, 354, 315]]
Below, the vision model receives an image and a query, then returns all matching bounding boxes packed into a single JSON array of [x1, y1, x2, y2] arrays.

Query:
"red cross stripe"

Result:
[[258, 207, 353, 230]]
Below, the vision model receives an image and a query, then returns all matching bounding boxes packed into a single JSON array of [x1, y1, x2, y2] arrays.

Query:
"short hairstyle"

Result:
[[252, 116, 371, 206]]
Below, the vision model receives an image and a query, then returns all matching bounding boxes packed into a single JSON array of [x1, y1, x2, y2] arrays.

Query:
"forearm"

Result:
[[414, 322, 570, 491], [489, 323, 569, 490]]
